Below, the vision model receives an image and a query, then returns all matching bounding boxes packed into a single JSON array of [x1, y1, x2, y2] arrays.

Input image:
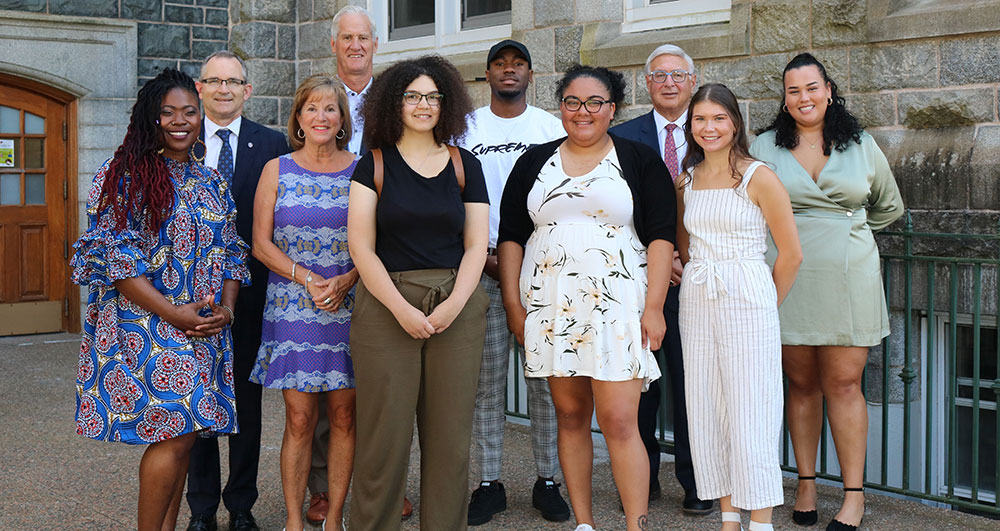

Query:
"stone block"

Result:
[[0, 0, 46, 12], [613, 68, 635, 106], [138, 58, 178, 78], [969, 125, 1000, 211], [748, 99, 781, 134], [197, 0, 228, 7], [898, 89, 993, 130], [850, 44, 937, 92], [170, 0, 194, 4], [313, 0, 341, 20], [574, 0, 623, 23], [810, 48, 848, 90], [231, 22, 276, 59], [193, 26, 228, 40], [699, 54, 786, 100], [534, 0, 573, 27], [49, 0, 117, 17], [877, 127, 974, 210], [554, 26, 583, 73], [511, 0, 533, 31], [122, 0, 163, 21], [940, 35, 1000, 86], [245, 96, 279, 125], [634, 74, 651, 106], [534, 74, 561, 111], [78, 98, 133, 126], [298, 20, 334, 60], [751, 1, 809, 54], [241, 0, 296, 23], [812, 0, 866, 46], [247, 60, 296, 96], [166, 5, 203, 24], [193, 40, 226, 61], [844, 93, 895, 129], [521, 28, 554, 74], [297, 0, 313, 21], [613, 105, 649, 127], [278, 25, 297, 61], [278, 97, 294, 130], [138, 23, 190, 59], [465, 81, 491, 109], [179, 60, 203, 79], [206, 7, 228, 25]]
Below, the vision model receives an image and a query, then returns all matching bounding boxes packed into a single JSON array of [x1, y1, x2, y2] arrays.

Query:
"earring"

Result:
[[189, 138, 206, 163], [827, 97, 833, 105], [782, 104, 789, 113], [297, 128, 305, 139], [336, 129, 346, 140], [156, 147, 165, 154]]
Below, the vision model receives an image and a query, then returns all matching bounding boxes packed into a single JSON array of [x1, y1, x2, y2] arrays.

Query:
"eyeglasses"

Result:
[[402, 92, 444, 106], [646, 70, 692, 84], [200, 77, 248, 87], [561, 96, 613, 113]]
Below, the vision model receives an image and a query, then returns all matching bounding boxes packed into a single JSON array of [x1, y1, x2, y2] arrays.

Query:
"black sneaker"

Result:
[[468, 481, 507, 526], [532, 478, 570, 522]]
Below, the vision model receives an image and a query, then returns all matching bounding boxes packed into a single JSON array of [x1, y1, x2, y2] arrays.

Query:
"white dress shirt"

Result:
[[345, 78, 373, 155], [203, 115, 243, 170], [653, 109, 688, 169]]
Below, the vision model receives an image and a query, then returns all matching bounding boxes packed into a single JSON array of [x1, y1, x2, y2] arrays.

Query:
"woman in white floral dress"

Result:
[[498, 65, 676, 531]]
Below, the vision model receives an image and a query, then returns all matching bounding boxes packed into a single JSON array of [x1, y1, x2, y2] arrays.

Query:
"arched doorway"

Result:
[[0, 74, 78, 335]]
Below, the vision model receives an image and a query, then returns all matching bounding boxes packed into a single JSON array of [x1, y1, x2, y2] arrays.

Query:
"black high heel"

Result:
[[825, 487, 864, 531], [792, 476, 818, 526]]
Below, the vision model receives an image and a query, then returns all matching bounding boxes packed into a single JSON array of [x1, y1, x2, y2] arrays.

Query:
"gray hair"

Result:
[[200, 50, 248, 81], [644, 44, 695, 74], [331, 5, 376, 39]]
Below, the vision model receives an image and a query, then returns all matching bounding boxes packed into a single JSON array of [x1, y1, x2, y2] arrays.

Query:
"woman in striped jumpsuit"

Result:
[[675, 83, 802, 531]]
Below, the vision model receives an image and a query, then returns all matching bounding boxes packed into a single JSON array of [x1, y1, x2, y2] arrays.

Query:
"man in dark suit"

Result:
[[185, 50, 290, 531], [609, 43, 712, 516]]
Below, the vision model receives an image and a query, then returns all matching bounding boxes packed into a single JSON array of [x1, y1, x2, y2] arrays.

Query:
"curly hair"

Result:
[[760, 53, 863, 155], [288, 74, 352, 151], [555, 64, 626, 116], [680, 83, 753, 189], [101, 68, 197, 232], [361, 55, 473, 148]]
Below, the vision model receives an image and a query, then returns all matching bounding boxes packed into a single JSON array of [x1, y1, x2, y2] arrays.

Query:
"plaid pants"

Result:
[[472, 275, 559, 481]]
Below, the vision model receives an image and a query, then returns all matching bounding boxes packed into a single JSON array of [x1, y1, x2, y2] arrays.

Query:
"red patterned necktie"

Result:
[[664, 123, 679, 181]]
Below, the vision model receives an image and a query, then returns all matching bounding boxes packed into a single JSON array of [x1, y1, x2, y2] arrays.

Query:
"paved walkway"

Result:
[[1, 332, 997, 530]]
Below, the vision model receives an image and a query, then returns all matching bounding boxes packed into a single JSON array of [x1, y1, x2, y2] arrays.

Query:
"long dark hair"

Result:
[[101, 68, 197, 232], [361, 55, 473, 148], [760, 53, 863, 155], [680, 83, 753, 189]]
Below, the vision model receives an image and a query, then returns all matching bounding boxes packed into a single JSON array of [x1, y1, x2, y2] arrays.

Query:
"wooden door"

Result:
[[0, 81, 71, 335]]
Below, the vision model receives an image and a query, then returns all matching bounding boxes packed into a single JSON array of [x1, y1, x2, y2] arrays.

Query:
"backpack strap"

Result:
[[448, 145, 465, 192], [372, 148, 384, 198]]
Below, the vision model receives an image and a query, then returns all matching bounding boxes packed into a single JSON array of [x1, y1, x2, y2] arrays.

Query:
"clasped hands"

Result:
[[166, 295, 231, 338]]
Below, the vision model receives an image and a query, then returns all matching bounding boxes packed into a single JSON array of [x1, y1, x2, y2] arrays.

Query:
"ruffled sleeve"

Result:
[[70, 159, 151, 287], [214, 166, 251, 286]]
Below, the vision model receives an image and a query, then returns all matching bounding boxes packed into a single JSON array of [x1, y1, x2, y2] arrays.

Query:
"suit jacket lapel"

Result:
[[232, 119, 256, 199], [638, 112, 660, 154]]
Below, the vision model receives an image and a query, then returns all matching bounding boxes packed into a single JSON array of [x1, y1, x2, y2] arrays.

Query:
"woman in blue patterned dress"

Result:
[[71, 69, 249, 531], [250, 75, 357, 531]]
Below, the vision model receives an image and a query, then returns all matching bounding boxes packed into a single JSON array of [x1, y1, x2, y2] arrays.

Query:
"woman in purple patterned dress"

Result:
[[250, 75, 357, 531], [71, 69, 249, 531]]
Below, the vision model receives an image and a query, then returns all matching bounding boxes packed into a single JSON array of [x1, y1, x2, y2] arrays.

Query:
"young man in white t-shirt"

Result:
[[460, 39, 568, 526]]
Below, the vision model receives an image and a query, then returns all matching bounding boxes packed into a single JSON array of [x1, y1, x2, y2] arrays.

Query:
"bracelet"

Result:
[[305, 271, 313, 292], [219, 304, 235, 327], [291, 262, 298, 283]]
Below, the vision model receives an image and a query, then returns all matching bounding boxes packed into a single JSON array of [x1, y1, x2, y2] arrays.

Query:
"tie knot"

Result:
[[216, 128, 231, 141], [666, 123, 678, 133]]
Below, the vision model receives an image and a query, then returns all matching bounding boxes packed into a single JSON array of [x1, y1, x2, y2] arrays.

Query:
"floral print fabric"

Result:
[[71, 156, 250, 444], [519, 147, 661, 389]]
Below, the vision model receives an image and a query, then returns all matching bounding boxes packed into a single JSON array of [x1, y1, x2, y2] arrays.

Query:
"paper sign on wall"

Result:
[[0, 139, 13, 167]]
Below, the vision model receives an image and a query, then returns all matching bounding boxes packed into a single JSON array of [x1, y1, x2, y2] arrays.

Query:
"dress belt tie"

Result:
[[389, 270, 457, 314], [686, 256, 765, 300]]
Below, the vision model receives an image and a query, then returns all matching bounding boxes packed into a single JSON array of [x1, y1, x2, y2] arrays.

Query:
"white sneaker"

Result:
[[574, 525, 595, 531]]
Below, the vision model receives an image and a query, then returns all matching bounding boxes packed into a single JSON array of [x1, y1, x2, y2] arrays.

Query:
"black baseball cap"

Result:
[[486, 39, 532, 69]]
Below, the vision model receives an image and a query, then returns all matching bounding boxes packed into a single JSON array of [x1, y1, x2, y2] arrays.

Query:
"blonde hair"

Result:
[[287, 74, 352, 151]]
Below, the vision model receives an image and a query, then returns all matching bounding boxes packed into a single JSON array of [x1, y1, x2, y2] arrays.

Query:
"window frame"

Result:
[[622, 0, 732, 34], [370, 0, 512, 64]]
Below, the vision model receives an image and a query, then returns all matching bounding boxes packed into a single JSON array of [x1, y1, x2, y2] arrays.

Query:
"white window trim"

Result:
[[622, 0, 732, 34], [369, 1, 511, 65]]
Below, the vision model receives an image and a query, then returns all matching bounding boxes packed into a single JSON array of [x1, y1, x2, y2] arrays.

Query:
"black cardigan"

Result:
[[498, 134, 676, 248]]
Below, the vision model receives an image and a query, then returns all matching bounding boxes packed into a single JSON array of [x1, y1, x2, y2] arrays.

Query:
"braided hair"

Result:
[[100, 68, 197, 232]]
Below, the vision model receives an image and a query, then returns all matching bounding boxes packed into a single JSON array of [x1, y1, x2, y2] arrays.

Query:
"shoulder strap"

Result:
[[372, 148, 384, 198], [448, 145, 465, 192], [740, 160, 766, 190]]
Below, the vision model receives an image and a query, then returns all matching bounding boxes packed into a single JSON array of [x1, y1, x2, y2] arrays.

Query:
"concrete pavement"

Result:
[[1, 332, 996, 530]]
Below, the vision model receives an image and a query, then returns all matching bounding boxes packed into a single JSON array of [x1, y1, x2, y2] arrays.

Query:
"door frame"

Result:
[[0, 72, 79, 333]]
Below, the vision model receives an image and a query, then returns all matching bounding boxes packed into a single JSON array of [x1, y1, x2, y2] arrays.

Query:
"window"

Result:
[[371, 0, 511, 63], [622, 0, 731, 34], [949, 320, 997, 501]]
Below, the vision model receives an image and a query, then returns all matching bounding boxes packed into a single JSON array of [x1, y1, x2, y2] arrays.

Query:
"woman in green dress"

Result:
[[750, 53, 903, 531]]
